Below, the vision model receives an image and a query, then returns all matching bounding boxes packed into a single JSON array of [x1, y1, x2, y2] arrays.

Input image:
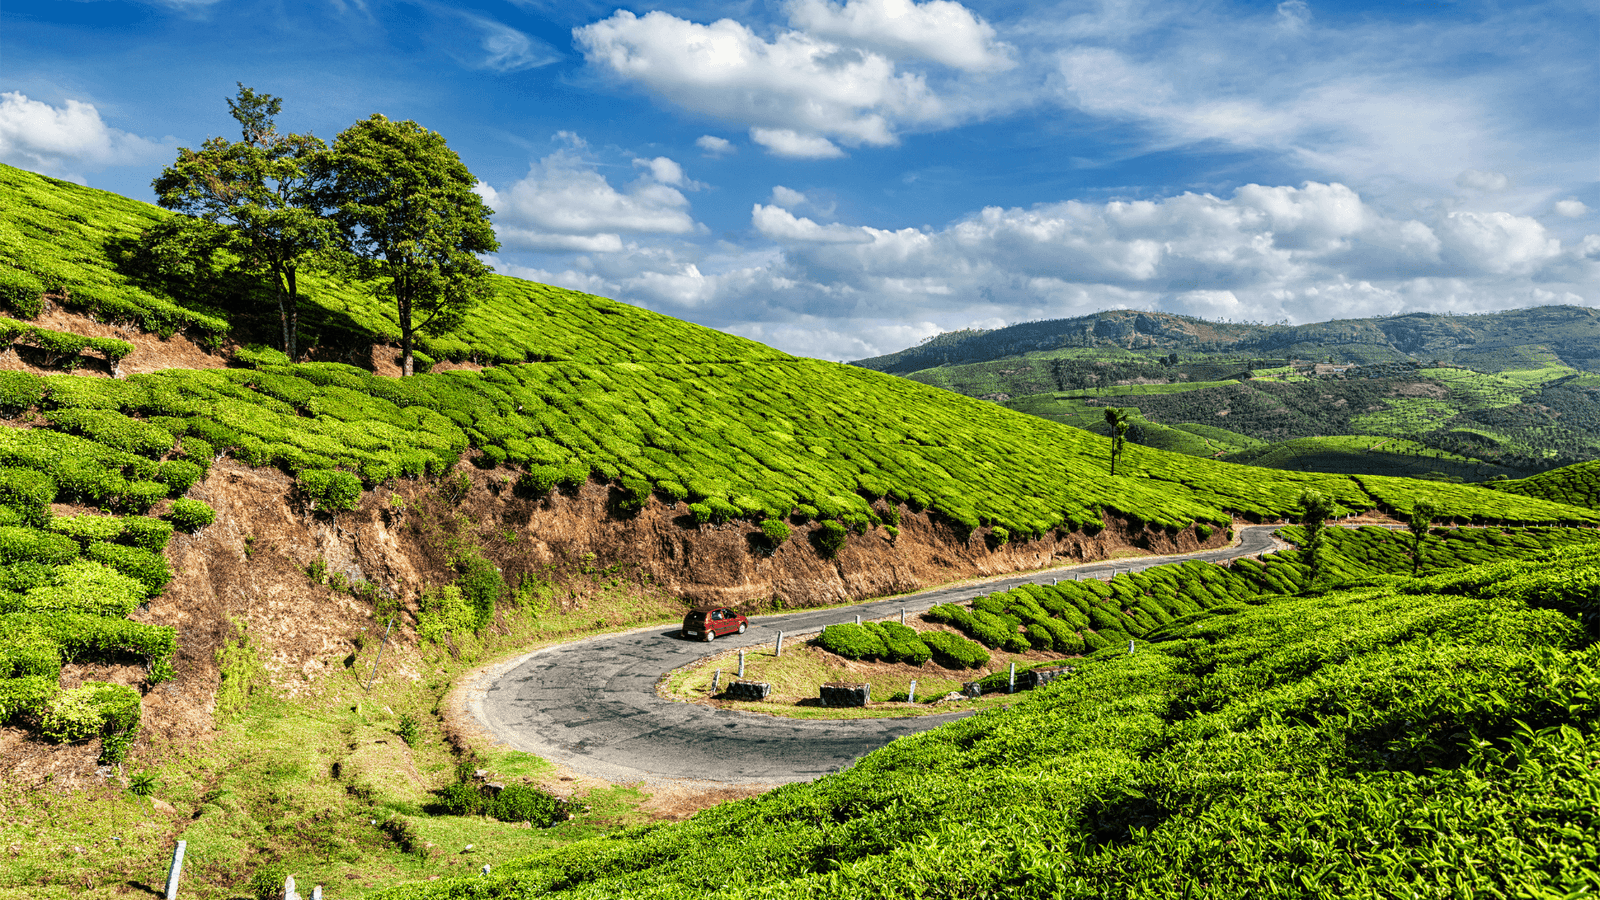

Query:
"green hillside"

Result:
[[1487, 460, 1600, 510], [0, 163, 774, 367], [378, 543, 1600, 899]]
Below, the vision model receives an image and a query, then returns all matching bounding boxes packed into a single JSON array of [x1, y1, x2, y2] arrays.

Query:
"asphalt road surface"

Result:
[[470, 525, 1283, 784]]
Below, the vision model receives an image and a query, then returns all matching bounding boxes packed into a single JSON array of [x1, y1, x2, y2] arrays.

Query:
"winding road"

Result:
[[464, 525, 1283, 784]]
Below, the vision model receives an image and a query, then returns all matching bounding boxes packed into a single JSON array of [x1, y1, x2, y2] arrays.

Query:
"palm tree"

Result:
[[1104, 407, 1131, 476]]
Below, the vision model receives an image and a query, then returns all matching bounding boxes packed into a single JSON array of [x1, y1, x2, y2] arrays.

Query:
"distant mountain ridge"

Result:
[[853, 306, 1600, 375]]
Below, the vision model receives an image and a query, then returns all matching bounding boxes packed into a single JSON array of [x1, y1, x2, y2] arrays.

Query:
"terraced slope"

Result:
[[380, 545, 1600, 899], [1487, 460, 1600, 510], [0, 162, 776, 367]]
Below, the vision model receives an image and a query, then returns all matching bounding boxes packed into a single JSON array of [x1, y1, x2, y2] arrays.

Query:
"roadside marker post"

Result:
[[900, 608, 906, 625], [1128, 640, 1136, 655], [282, 874, 298, 900], [1008, 663, 1016, 694], [738, 650, 746, 678], [908, 680, 917, 703], [854, 614, 861, 625], [164, 840, 185, 900], [712, 671, 721, 692], [775, 631, 784, 656]]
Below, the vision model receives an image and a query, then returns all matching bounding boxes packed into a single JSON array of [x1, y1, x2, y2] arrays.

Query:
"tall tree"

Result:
[[1104, 407, 1130, 476], [1407, 500, 1437, 575], [1297, 489, 1335, 585], [151, 84, 332, 358], [323, 115, 497, 376]]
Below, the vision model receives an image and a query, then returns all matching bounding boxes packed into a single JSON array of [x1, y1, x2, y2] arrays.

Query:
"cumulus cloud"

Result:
[[0, 92, 170, 181], [770, 186, 809, 208], [695, 135, 735, 156], [478, 140, 700, 252], [784, 0, 1013, 72], [575, 9, 968, 156], [1555, 199, 1590, 218], [753, 204, 874, 243]]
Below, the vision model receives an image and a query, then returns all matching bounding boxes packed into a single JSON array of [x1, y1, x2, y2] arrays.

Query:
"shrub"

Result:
[[0, 371, 44, 414], [416, 585, 478, 644], [435, 780, 485, 816], [815, 623, 886, 660], [487, 783, 562, 826], [0, 467, 55, 526], [119, 516, 173, 552], [815, 520, 848, 558], [1195, 524, 1213, 542], [23, 560, 148, 617], [456, 555, 505, 630], [168, 498, 216, 532], [232, 344, 292, 368], [298, 469, 363, 512], [615, 477, 651, 514], [46, 514, 123, 545], [154, 459, 203, 494], [759, 517, 790, 549], [0, 268, 44, 319], [988, 526, 1010, 548], [921, 631, 989, 669], [873, 622, 932, 665], [39, 681, 141, 743], [0, 527, 78, 565], [87, 541, 170, 593], [516, 465, 561, 498]]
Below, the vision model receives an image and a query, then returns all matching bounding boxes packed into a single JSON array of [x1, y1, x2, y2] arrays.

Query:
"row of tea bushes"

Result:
[[1485, 459, 1600, 511], [813, 621, 989, 671], [927, 525, 1600, 655], [0, 316, 133, 369]]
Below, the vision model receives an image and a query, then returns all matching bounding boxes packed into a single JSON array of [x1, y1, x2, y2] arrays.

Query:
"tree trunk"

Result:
[[400, 290, 414, 377], [286, 267, 299, 361]]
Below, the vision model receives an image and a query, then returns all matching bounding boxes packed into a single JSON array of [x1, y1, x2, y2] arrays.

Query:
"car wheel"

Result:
[[738, 623, 747, 634], [705, 629, 715, 642]]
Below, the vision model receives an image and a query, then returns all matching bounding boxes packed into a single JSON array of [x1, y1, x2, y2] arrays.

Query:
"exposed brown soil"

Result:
[[0, 455, 1227, 791], [0, 307, 228, 378]]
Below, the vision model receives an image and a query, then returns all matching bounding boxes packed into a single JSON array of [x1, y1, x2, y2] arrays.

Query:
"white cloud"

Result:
[[633, 156, 687, 187], [770, 186, 809, 208], [575, 9, 952, 154], [1555, 199, 1590, 218], [752, 204, 873, 243], [695, 134, 735, 156], [1456, 169, 1509, 192], [0, 92, 170, 181], [478, 141, 699, 252], [1276, 0, 1311, 33], [750, 128, 847, 159], [783, 0, 1013, 72]]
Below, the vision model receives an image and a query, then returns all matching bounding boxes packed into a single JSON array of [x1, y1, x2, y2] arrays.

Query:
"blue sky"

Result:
[[2, 0, 1596, 360]]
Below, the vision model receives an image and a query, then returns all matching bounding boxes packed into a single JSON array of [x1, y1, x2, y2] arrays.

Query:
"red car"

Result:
[[682, 606, 748, 641]]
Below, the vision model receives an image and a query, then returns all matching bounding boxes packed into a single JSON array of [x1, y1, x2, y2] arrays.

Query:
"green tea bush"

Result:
[[870, 622, 932, 665], [154, 459, 203, 494], [416, 585, 477, 645], [0, 527, 78, 565], [118, 516, 173, 552], [920, 630, 989, 669], [86, 542, 170, 593], [44, 408, 173, 458], [487, 783, 562, 826], [47, 514, 123, 544], [19, 560, 148, 618], [0, 371, 43, 415], [759, 517, 790, 549], [814, 623, 885, 660], [39, 680, 140, 743], [167, 498, 216, 532], [0, 268, 43, 318], [298, 469, 363, 512], [0, 468, 54, 526], [815, 520, 848, 558]]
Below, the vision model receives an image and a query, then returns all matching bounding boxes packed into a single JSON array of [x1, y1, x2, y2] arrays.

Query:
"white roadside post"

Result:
[[1008, 662, 1016, 694], [908, 680, 917, 703], [737, 650, 746, 679], [164, 841, 186, 900], [775, 631, 784, 656]]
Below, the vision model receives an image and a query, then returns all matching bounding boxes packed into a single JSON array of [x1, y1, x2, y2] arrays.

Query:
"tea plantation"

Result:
[[1487, 460, 1600, 510], [376, 543, 1600, 899]]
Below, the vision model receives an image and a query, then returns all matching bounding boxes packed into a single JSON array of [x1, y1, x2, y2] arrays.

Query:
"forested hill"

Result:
[[854, 307, 1600, 375]]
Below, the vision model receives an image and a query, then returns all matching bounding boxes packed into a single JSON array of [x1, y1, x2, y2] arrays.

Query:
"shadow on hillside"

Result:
[[103, 234, 387, 370]]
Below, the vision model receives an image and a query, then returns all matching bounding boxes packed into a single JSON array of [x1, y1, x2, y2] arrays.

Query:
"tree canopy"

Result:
[[150, 84, 333, 359], [322, 115, 498, 376]]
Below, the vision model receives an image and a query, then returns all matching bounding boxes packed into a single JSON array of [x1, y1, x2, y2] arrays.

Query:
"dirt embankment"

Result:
[[1, 460, 1226, 781]]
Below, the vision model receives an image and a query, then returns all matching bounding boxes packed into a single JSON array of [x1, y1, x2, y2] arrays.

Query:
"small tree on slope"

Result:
[[322, 115, 497, 376], [1408, 500, 1437, 575], [151, 84, 333, 359], [1297, 489, 1335, 585], [1104, 407, 1131, 477]]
